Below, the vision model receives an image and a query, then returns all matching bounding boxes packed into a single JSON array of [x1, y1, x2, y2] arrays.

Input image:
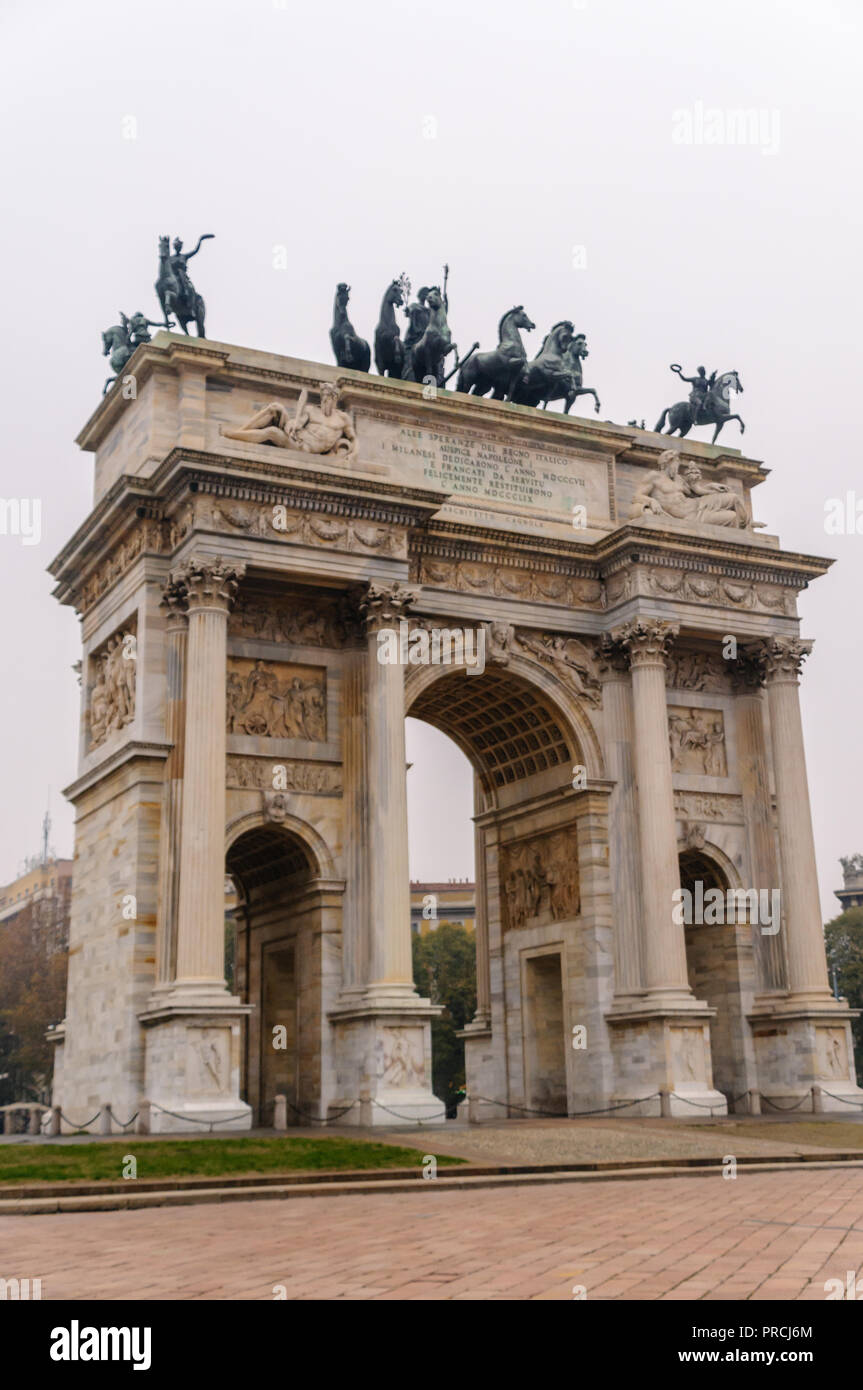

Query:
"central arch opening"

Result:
[[407, 663, 582, 1119]]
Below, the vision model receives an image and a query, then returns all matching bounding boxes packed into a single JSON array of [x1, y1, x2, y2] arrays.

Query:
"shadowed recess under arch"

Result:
[[408, 667, 575, 794]]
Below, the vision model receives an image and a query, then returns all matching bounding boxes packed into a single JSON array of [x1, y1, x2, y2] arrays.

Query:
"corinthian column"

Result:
[[612, 619, 693, 1003], [155, 577, 188, 985], [359, 581, 418, 997], [745, 636, 832, 1004], [173, 556, 245, 995]]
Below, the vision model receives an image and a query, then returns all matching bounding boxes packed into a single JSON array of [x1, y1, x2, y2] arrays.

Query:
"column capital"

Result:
[[160, 574, 189, 626], [603, 618, 679, 669], [169, 555, 246, 615], [741, 635, 813, 686], [358, 581, 419, 635]]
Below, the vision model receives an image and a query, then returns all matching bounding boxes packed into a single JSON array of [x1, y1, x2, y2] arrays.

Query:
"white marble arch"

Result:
[[404, 648, 606, 788]]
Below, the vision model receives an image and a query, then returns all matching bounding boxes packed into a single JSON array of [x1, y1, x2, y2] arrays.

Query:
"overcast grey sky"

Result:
[[0, 0, 859, 917]]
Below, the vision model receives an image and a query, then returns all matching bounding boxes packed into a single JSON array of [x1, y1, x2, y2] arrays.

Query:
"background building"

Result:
[[835, 855, 863, 913], [410, 880, 476, 936], [0, 813, 72, 953]]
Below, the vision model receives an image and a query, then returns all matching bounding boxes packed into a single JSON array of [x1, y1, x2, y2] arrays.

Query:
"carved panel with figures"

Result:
[[501, 827, 580, 931], [226, 658, 326, 740], [88, 619, 138, 751], [668, 707, 727, 777]]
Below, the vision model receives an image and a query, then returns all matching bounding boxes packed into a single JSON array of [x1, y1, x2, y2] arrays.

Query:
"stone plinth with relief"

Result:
[[48, 331, 860, 1130]]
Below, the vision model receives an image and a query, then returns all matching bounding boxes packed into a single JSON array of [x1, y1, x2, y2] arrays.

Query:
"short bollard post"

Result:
[[135, 1101, 151, 1135], [29, 1107, 41, 1135], [99, 1103, 112, 1135], [748, 1089, 761, 1116], [468, 1094, 478, 1125], [273, 1095, 287, 1131], [47, 1106, 61, 1137], [812, 1084, 824, 1114], [359, 1090, 373, 1128], [659, 1088, 673, 1118], [1, 1109, 12, 1136]]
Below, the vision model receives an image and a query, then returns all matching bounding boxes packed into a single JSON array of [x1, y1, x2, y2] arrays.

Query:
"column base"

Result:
[[139, 988, 252, 1134], [749, 1000, 863, 1112], [606, 1004, 727, 1117], [328, 994, 446, 1127]]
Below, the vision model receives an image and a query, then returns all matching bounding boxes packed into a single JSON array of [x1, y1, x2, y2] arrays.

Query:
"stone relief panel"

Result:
[[816, 1028, 849, 1081], [501, 828, 580, 932], [226, 658, 326, 741], [88, 620, 137, 751], [668, 707, 727, 777], [229, 591, 356, 647], [513, 631, 602, 706], [670, 1027, 707, 1084], [187, 1028, 231, 1098], [227, 756, 341, 794], [665, 649, 731, 692], [376, 1028, 425, 1089]]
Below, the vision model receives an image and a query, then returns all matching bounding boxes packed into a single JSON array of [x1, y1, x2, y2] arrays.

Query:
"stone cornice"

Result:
[[62, 740, 171, 803]]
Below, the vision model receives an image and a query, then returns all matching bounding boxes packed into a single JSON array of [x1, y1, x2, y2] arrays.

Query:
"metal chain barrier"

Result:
[[760, 1093, 813, 1112], [819, 1089, 863, 1109]]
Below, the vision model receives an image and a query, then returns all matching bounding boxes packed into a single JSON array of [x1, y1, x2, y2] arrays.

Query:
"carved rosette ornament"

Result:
[[603, 618, 679, 669], [170, 555, 246, 614], [742, 635, 813, 686], [357, 581, 419, 635]]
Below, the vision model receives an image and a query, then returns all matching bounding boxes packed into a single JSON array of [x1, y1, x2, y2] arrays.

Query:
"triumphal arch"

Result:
[[49, 334, 861, 1129]]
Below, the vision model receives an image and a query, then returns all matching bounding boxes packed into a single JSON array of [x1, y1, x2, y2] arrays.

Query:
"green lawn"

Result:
[[0, 1136, 464, 1186]]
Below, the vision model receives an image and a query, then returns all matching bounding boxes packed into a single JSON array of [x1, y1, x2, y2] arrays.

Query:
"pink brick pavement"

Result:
[[2, 1166, 862, 1301]]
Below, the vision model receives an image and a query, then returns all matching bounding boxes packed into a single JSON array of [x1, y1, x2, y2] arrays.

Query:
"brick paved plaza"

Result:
[[3, 1166, 863, 1301]]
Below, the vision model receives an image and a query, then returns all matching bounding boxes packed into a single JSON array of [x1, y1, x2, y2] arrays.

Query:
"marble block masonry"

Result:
[[47, 333, 862, 1130]]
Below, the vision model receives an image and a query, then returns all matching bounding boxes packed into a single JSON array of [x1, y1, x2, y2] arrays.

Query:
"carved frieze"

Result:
[[227, 756, 341, 794], [229, 592, 355, 646], [673, 791, 743, 823], [226, 658, 326, 740], [668, 707, 727, 777], [501, 828, 580, 931], [170, 494, 406, 558], [644, 567, 793, 616], [88, 621, 137, 751], [413, 555, 604, 610]]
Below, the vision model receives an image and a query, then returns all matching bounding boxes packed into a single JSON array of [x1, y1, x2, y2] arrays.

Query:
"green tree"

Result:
[[412, 921, 477, 1115], [825, 906, 863, 1075], [0, 904, 67, 1106]]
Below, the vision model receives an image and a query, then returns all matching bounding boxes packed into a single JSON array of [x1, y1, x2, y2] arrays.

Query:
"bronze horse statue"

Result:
[[539, 334, 601, 414], [456, 305, 535, 399], [374, 277, 407, 378], [655, 367, 745, 444], [330, 283, 370, 372], [102, 314, 133, 395], [511, 321, 576, 407], [405, 284, 456, 386], [155, 234, 212, 337]]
